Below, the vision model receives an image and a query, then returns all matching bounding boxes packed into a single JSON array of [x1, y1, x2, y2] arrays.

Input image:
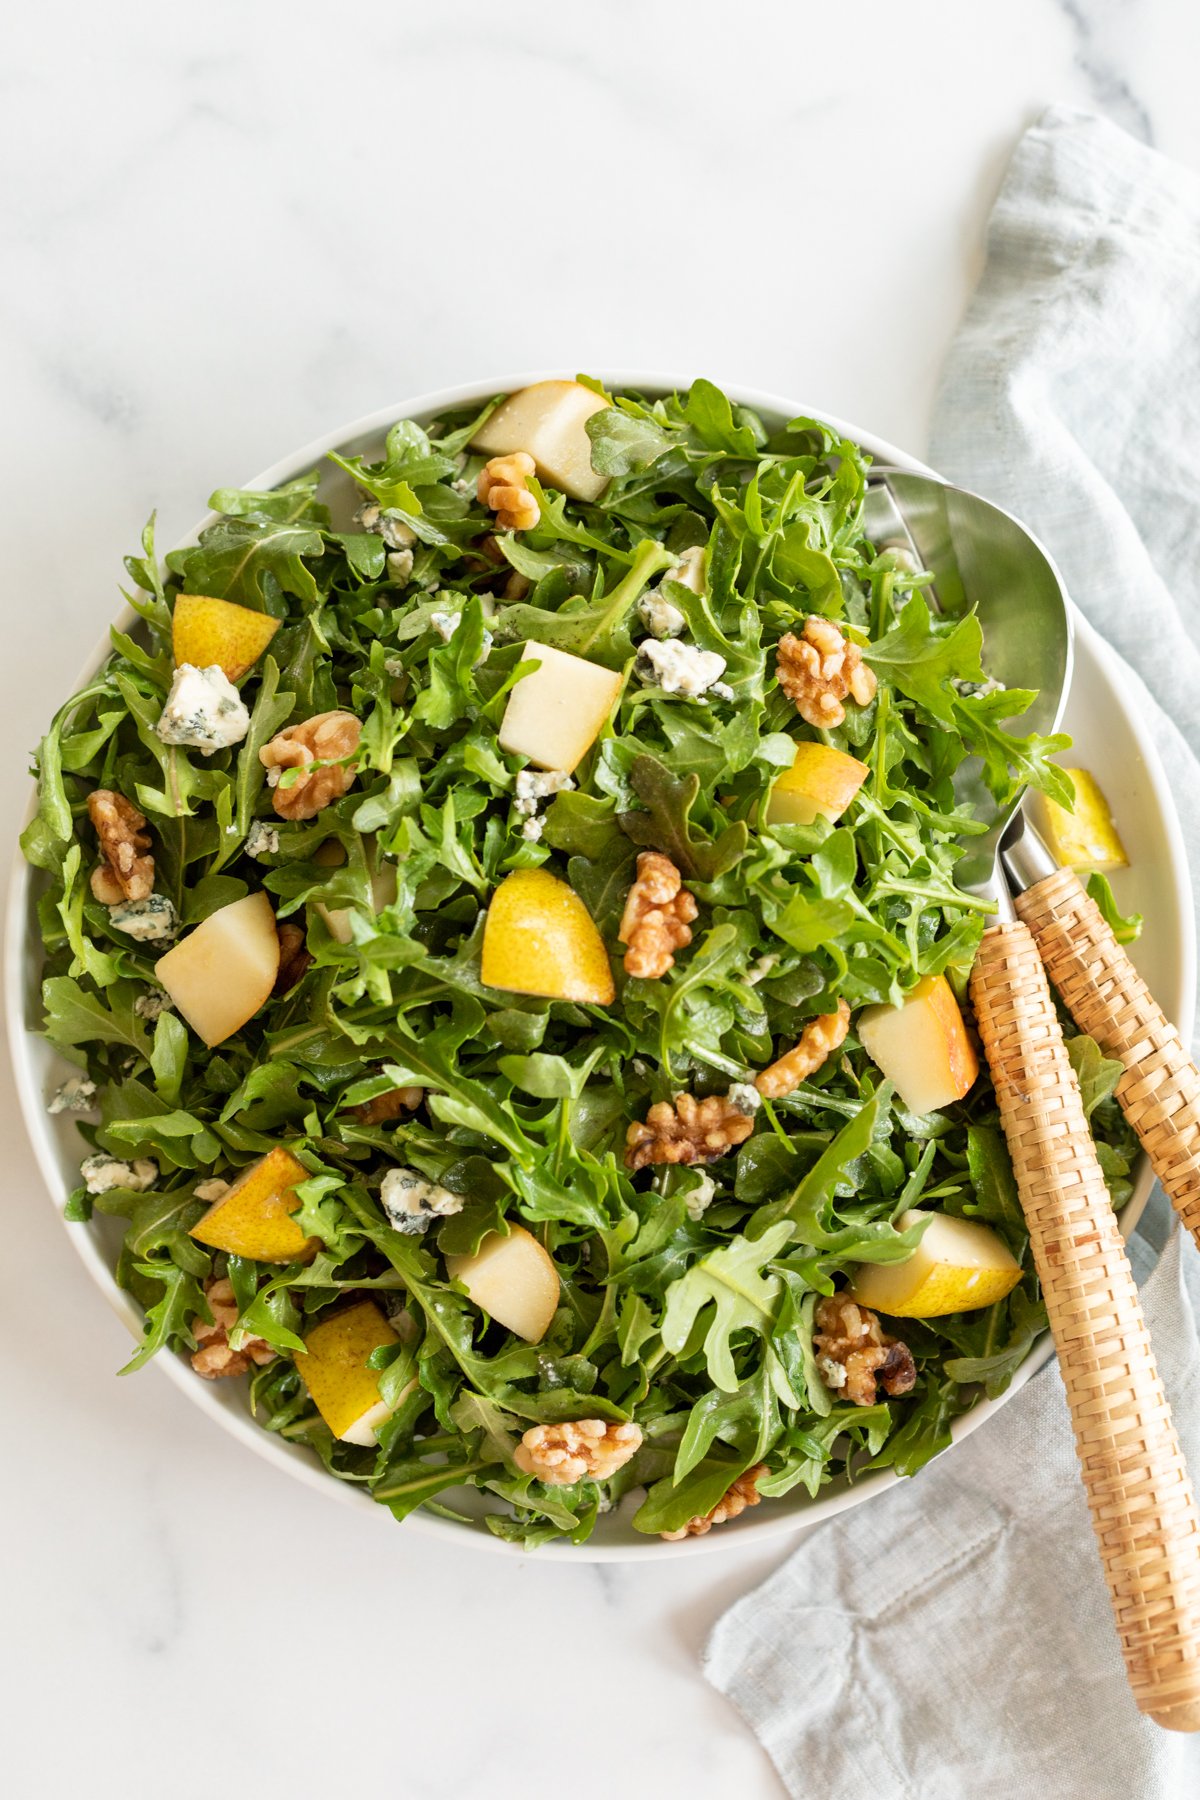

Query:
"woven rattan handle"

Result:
[[1016, 867, 1200, 1250], [971, 920, 1200, 1730]]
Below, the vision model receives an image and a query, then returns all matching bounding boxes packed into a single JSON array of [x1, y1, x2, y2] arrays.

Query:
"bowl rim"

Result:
[[6, 368, 1194, 1561]]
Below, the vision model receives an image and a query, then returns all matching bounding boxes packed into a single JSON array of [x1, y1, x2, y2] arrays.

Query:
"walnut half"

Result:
[[87, 789, 155, 902], [755, 999, 852, 1099], [259, 710, 362, 820], [776, 617, 877, 729], [625, 1091, 755, 1171], [618, 851, 698, 979], [477, 452, 540, 532], [814, 1293, 916, 1407], [514, 1419, 643, 1486]]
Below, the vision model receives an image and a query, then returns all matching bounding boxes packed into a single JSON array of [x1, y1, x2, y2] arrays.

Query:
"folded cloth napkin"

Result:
[[706, 107, 1200, 1800]]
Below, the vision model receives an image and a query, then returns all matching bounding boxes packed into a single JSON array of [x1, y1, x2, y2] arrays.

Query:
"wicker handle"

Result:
[[971, 920, 1200, 1730], [1016, 867, 1200, 1251]]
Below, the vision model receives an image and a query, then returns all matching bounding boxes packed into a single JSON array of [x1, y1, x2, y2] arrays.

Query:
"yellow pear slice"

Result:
[[764, 742, 869, 827], [850, 1210, 1021, 1317], [446, 1225, 560, 1343], [858, 974, 979, 1115], [172, 594, 281, 681], [156, 891, 280, 1046], [190, 1145, 320, 1263], [481, 868, 614, 1005], [472, 379, 610, 502], [498, 641, 623, 774], [1032, 768, 1128, 873], [297, 1300, 401, 1444]]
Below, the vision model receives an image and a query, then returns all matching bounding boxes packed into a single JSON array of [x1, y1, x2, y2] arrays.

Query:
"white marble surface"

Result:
[[5, 5, 1200, 1796]]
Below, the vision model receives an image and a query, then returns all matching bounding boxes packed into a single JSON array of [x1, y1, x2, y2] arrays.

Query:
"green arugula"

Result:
[[21, 376, 1127, 1547]]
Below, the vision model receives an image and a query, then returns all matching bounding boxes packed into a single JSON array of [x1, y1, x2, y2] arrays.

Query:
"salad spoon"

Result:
[[864, 472, 1200, 1731]]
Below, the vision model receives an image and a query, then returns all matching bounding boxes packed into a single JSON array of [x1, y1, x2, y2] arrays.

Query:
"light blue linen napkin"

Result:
[[706, 107, 1200, 1800]]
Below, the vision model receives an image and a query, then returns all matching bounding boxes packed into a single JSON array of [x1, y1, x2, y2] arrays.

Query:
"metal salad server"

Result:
[[862, 470, 1200, 1730]]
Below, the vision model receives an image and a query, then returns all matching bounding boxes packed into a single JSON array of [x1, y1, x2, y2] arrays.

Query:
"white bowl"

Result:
[[7, 372, 1193, 1560]]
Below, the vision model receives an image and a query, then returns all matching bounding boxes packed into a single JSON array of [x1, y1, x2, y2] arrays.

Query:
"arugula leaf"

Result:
[[168, 505, 324, 608], [1067, 1034, 1124, 1119], [618, 754, 748, 881], [864, 596, 985, 725], [683, 379, 767, 457], [42, 977, 152, 1060], [496, 537, 673, 664], [586, 407, 674, 476], [1086, 870, 1144, 944], [660, 1222, 794, 1391]]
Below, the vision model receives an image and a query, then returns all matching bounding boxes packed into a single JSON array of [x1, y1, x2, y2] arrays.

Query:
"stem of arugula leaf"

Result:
[[759, 1094, 794, 1151], [870, 567, 895, 641], [871, 875, 996, 915]]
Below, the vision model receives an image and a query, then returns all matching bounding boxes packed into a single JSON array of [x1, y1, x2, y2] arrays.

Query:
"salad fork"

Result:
[[865, 472, 1200, 1730]]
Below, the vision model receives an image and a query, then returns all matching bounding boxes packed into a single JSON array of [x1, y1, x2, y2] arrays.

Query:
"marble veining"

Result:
[[1057, 0, 1155, 141], [5, 4, 1200, 1797]]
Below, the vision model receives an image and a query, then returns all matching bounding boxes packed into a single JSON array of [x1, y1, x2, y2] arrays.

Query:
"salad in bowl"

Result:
[[17, 375, 1141, 1549]]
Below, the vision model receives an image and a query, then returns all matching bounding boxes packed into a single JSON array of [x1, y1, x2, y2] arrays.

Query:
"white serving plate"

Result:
[[7, 373, 1194, 1560]]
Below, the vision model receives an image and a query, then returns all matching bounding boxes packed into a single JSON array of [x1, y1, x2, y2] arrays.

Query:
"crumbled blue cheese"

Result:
[[81, 1153, 158, 1196], [48, 1076, 97, 1116], [430, 608, 463, 643], [637, 590, 687, 640], [726, 1082, 762, 1117], [953, 676, 1006, 699], [818, 1355, 848, 1391], [514, 769, 575, 816], [245, 820, 280, 860], [429, 607, 493, 661], [380, 1167, 465, 1234], [194, 1177, 231, 1203], [637, 639, 728, 697], [387, 549, 415, 587], [384, 654, 405, 679], [356, 500, 417, 551], [684, 1171, 718, 1223], [134, 989, 173, 1020], [514, 768, 573, 843], [157, 664, 250, 755], [109, 894, 181, 942]]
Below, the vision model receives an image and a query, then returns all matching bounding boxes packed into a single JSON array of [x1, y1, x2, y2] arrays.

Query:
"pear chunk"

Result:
[[481, 869, 614, 1005], [1032, 768, 1128, 873], [297, 1300, 402, 1444], [190, 1145, 320, 1264], [155, 891, 280, 1046], [446, 1225, 560, 1343], [765, 742, 869, 828], [472, 379, 610, 502], [172, 594, 280, 681], [858, 974, 979, 1115], [850, 1210, 1021, 1317], [498, 641, 622, 774], [316, 862, 399, 945]]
